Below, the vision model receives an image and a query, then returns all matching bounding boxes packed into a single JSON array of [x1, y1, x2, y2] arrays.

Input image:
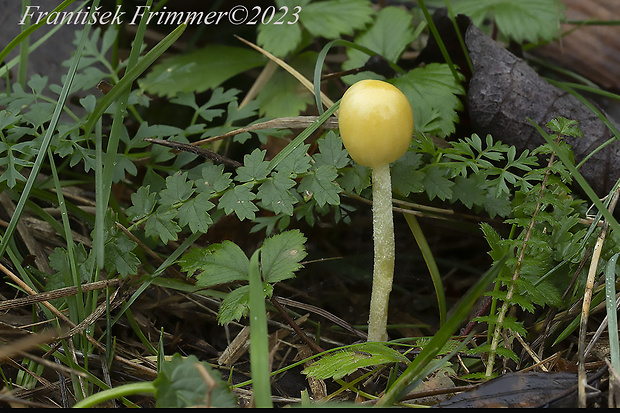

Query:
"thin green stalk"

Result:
[[418, 0, 461, 83], [605, 252, 620, 374], [72, 381, 154, 408], [248, 249, 273, 408], [47, 149, 84, 322], [95, 0, 154, 270], [403, 214, 446, 326], [18, 0, 31, 88]]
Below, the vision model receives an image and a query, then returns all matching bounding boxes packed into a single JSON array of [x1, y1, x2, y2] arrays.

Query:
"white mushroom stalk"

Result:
[[338, 79, 414, 342]]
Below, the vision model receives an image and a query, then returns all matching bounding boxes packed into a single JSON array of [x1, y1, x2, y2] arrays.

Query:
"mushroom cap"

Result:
[[338, 79, 414, 168]]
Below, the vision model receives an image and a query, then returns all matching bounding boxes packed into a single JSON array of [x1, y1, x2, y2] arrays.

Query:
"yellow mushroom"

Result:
[[338, 79, 414, 342]]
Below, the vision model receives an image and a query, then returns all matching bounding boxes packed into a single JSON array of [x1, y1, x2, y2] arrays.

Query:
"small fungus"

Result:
[[338, 79, 414, 342]]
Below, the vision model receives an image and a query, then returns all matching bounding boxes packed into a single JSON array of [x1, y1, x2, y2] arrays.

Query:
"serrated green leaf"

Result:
[[219, 185, 259, 221], [145, 208, 180, 243], [313, 131, 350, 169], [260, 230, 307, 283], [391, 63, 465, 137], [453, 0, 564, 43], [104, 234, 140, 278], [338, 163, 371, 194], [301, 0, 373, 39], [452, 175, 486, 209], [159, 171, 194, 206], [177, 192, 214, 233], [182, 240, 250, 288], [303, 342, 409, 380], [298, 165, 342, 206], [197, 163, 232, 195], [154, 353, 237, 408], [391, 151, 425, 197], [217, 282, 273, 325], [139, 45, 265, 97], [257, 172, 297, 215], [274, 143, 311, 175], [422, 166, 454, 201], [235, 149, 270, 183]]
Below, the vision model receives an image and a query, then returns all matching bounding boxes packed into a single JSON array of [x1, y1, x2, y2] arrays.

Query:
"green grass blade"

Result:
[[404, 214, 446, 326], [248, 249, 273, 408], [606, 252, 620, 373]]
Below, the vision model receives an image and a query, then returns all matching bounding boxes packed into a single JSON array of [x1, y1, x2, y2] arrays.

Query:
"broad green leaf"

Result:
[[422, 166, 454, 201], [219, 185, 259, 221], [301, 0, 374, 39], [154, 354, 237, 408], [303, 342, 409, 380], [139, 45, 265, 97], [392, 63, 465, 137], [257, 9, 303, 57], [254, 52, 316, 118], [343, 6, 415, 83], [159, 172, 194, 206], [183, 241, 250, 287], [145, 208, 181, 243], [177, 192, 214, 233], [313, 131, 349, 169], [257, 172, 298, 215], [127, 185, 156, 221], [235, 149, 270, 183], [260, 230, 307, 283], [298, 165, 342, 206], [452, 0, 564, 43]]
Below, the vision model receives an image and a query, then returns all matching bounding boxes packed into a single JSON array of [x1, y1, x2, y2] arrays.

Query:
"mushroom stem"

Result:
[[367, 162, 395, 342]]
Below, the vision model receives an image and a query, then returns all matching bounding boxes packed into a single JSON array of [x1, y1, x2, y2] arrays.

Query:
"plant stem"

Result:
[[367, 163, 395, 342]]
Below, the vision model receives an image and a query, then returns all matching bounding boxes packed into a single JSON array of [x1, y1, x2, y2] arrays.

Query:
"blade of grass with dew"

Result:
[[404, 214, 446, 326], [95, 0, 154, 271], [529, 120, 620, 236], [0, 0, 99, 265], [47, 149, 85, 323], [248, 249, 273, 408], [377, 256, 505, 406], [606, 252, 620, 373]]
